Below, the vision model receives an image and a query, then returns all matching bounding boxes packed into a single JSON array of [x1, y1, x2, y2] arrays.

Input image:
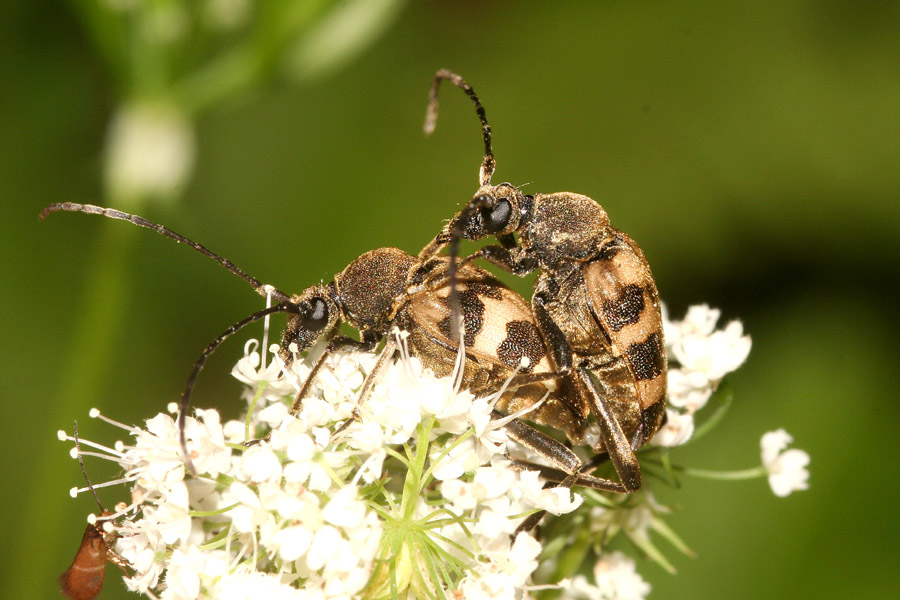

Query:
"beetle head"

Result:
[[453, 183, 530, 241], [280, 285, 339, 356]]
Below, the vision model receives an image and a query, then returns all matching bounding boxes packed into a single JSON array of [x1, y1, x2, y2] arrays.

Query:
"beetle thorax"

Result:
[[334, 247, 418, 333], [521, 193, 611, 267]]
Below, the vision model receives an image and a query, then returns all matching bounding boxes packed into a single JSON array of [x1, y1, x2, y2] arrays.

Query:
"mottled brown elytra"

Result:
[[420, 70, 668, 497], [60, 424, 129, 600], [41, 205, 621, 492]]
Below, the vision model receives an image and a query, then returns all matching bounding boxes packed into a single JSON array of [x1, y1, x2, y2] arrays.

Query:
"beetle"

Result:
[[40, 203, 617, 491], [419, 70, 668, 493], [60, 423, 129, 600]]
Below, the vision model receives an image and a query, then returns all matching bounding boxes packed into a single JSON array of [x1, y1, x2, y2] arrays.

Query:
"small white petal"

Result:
[[592, 551, 651, 600], [761, 428, 793, 467], [274, 525, 314, 562], [306, 525, 342, 571], [322, 486, 366, 529], [767, 449, 811, 497], [239, 446, 282, 483], [652, 409, 695, 447], [761, 429, 810, 497]]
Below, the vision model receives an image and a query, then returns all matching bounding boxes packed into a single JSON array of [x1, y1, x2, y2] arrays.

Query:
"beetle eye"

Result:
[[482, 198, 512, 233], [301, 297, 329, 332], [473, 193, 492, 207]]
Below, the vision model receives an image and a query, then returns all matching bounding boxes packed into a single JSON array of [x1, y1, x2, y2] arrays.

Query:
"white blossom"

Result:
[[652, 408, 695, 447], [666, 305, 751, 385], [664, 305, 751, 415], [563, 551, 651, 600], [761, 429, 810, 497], [217, 570, 307, 600], [104, 102, 195, 202], [60, 301, 761, 599]]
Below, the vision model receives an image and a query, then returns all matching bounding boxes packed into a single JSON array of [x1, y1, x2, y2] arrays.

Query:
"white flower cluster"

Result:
[[60, 304, 807, 600], [654, 305, 752, 447], [760, 429, 811, 497], [562, 551, 651, 600], [64, 332, 589, 600]]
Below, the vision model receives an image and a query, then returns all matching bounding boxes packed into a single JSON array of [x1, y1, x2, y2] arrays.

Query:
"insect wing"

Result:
[[582, 231, 667, 412], [409, 263, 553, 375], [59, 522, 112, 600]]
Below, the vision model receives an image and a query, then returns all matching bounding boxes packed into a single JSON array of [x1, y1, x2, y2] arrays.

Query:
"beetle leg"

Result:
[[578, 366, 642, 491], [331, 336, 399, 438], [289, 331, 379, 415], [532, 292, 574, 374], [521, 293, 642, 491], [463, 244, 539, 277], [506, 459, 608, 487], [501, 413, 626, 493], [501, 413, 627, 532]]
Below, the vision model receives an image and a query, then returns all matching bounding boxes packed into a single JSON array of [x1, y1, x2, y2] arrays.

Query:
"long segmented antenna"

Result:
[[178, 302, 299, 474], [61, 422, 126, 600], [439, 196, 493, 342], [39, 202, 291, 303], [424, 71, 498, 348], [40, 202, 303, 474], [72, 421, 105, 513], [424, 69, 496, 187]]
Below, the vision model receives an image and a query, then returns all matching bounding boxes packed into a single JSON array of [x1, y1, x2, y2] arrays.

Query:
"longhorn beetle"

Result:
[[420, 70, 667, 493], [41, 203, 619, 492], [60, 422, 129, 600]]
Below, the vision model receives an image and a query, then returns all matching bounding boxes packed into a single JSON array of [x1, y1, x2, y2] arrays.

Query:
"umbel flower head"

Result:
[[60, 305, 805, 600]]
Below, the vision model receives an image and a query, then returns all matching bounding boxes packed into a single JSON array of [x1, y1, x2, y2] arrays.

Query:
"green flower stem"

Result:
[[197, 525, 234, 551], [681, 466, 767, 480], [190, 503, 240, 518], [683, 382, 733, 445], [245, 382, 268, 441]]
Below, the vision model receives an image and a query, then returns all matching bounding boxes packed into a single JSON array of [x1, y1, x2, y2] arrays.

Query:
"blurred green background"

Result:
[[2, 1, 899, 599]]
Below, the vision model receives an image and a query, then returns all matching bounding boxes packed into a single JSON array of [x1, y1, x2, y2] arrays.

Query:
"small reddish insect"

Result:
[[59, 423, 129, 600], [59, 513, 120, 600]]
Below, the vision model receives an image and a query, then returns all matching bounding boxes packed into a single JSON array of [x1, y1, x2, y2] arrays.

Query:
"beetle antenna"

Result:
[[178, 301, 300, 475], [72, 421, 106, 513], [39, 202, 291, 303], [424, 69, 496, 187], [440, 196, 491, 347], [424, 70, 497, 346]]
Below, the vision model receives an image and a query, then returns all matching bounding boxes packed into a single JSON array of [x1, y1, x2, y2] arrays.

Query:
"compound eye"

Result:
[[473, 193, 492, 207], [301, 297, 329, 332], [482, 198, 512, 233]]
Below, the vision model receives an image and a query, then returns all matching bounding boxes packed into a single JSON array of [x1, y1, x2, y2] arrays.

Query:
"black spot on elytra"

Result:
[[497, 320, 546, 372], [602, 284, 645, 332], [438, 288, 485, 346], [626, 332, 665, 381], [465, 281, 504, 300]]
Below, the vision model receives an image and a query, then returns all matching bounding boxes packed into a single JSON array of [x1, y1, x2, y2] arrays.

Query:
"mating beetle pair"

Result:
[[49, 71, 667, 551], [419, 70, 667, 494]]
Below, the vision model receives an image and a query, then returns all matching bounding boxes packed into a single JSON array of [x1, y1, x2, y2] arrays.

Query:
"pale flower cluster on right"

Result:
[[656, 305, 810, 499]]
